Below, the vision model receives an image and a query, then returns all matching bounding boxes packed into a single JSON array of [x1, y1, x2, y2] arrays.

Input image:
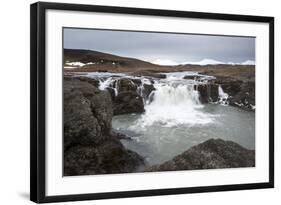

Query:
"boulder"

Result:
[[113, 91, 145, 115], [64, 78, 113, 148], [197, 84, 219, 103], [100, 78, 147, 115], [114, 78, 137, 93], [64, 77, 144, 175], [131, 78, 142, 86], [147, 139, 255, 172], [64, 139, 144, 176], [141, 83, 156, 99]]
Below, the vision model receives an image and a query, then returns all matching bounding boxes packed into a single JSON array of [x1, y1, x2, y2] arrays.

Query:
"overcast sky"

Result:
[[64, 28, 255, 65]]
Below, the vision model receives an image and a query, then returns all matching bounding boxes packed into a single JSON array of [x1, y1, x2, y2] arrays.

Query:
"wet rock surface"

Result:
[[141, 83, 156, 99], [147, 139, 255, 172], [215, 76, 255, 110], [114, 78, 138, 92], [113, 91, 145, 115], [109, 78, 151, 115], [197, 83, 219, 103], [183, 75, 202, 80], [64, 78, 144, 176], [129, 70, 166, 79]]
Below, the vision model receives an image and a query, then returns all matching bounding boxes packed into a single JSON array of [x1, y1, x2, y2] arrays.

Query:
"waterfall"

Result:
[[135, 81, 214, 128], [218, 85, 229, 105], [84, 71, 222, 127]]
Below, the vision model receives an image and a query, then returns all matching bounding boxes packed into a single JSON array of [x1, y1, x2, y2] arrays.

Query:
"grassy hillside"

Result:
[[64, 49, 255, 82], [64, 49, 163, 72]]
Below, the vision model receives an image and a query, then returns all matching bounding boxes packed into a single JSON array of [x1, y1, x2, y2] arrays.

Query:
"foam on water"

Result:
[[82, 71, 222, 127], [218, 85, 229, 105], [133, 79, 215, 128]]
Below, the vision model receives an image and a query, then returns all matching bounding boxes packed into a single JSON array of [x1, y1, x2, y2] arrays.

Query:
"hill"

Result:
[[64, 49, 255, 82], [64, 49, 163, 72]]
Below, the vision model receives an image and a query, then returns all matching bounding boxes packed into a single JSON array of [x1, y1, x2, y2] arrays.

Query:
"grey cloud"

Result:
[[64, 28, 255, 64]]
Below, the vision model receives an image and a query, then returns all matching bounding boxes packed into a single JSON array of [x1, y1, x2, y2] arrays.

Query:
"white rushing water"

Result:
[[135, 72, 215, 127], [84, 71, 218, 127], [218, 85, 229, 105], [137, 84, 213, 127]]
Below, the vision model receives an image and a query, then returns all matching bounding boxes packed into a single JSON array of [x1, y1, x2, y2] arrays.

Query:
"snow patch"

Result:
[[65, 62, 85, 67], [241, 60, 255, 65], [151, 58, 255, 66], [182, 59, 224, 65], [152, 59, 179, 66]]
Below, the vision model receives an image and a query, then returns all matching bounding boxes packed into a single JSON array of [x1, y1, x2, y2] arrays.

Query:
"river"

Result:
[[84, 71, 255, 166]]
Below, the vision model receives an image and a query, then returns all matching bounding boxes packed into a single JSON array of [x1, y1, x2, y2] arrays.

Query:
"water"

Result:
[[218, 85, 229, 105], [79, 71, 255, 166], [113, 105, 255, 166], [137, 83, 213, 127]]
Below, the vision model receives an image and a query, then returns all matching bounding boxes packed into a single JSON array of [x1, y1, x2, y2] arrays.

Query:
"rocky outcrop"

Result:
[[76, 76, 100, 87], [229, 81, 255, 109], [113, 91, 144, 115], [64, 77, 112, 148], [184, 75, 201, 80], [147, 139, 255, 172], [110, 78, 147, 115], [197, 84, 219, 103], [114, 78, 138, 92], [141, 83, 156, 99], [64, 77, 144, 176], [64, 139, 143, 176], [215, 76, 255, 110]]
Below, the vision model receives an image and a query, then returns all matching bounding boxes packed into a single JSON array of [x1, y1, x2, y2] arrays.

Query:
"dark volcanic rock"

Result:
[[141, 83, 156, 99], [197, 84, 209, 103], [64, 78, 144, 175], [76, 76, 100, 87], [64, 78, 113, 148], [102, 78, 147, 115], [197, 84, 219, 103], [113, 91, 145, 115], [215, 77, 243, 97], [147, 139, 255, 172], [229, 81, 255, 110], [64, 139, 143, 176], [131, 78, 142, 86], [106, 87, 116, 100], [215, 76, 255, 110], [183, 75, 200, 80], [114, 78, 138, 92], [209, 84, 219, 102]]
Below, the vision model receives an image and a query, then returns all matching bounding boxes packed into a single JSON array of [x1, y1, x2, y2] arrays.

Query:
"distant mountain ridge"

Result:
[[153, 58, 255, 66]]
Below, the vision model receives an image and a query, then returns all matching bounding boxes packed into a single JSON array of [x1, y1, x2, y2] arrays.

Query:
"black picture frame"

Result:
[[30, 1, 274, 203]]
